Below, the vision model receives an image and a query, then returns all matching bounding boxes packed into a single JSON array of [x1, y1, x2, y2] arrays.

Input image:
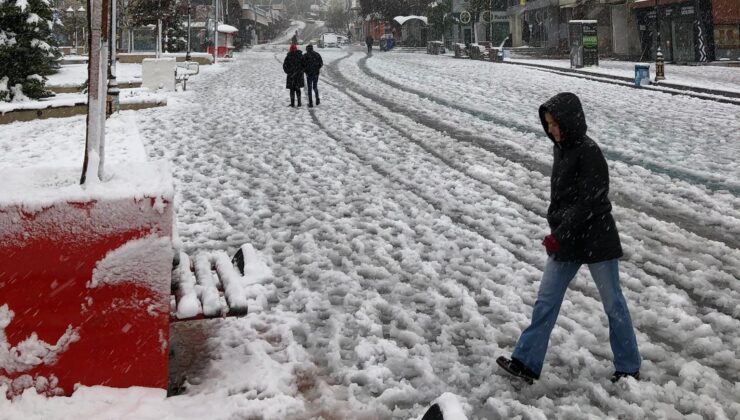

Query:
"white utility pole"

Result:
[[81, 0, 109, 184], [213, 0, 219, 63]]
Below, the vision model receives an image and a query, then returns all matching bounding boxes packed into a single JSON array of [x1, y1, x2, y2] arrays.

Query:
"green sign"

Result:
[[582, 23, 598, 67]]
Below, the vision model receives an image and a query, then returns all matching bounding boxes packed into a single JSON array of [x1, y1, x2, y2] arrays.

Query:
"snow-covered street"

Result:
[[2, 47, 740, 419]]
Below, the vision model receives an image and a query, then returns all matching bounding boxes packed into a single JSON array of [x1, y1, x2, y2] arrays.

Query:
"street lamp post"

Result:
[[186, 0, 192, 61], [78, 6, 86, 52], [107, 0, 119, 116], [66, 6, 85, 52], [66, 7, 76, 49]]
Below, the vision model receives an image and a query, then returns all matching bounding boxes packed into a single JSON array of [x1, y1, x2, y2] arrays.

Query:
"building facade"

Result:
[[497, 0, 733, 62], [711, 0, 740, 60]]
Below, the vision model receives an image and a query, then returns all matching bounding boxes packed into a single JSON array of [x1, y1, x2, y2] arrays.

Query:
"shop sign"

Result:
[[582, 23, 599, 66]]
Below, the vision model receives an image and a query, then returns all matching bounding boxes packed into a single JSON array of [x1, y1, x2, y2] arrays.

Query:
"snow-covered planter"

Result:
[[142, 58, 177, 92], [0, 162, 174, 397]]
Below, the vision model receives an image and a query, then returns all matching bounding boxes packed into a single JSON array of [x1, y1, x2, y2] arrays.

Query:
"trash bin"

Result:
[[634, 64, 650, 87]]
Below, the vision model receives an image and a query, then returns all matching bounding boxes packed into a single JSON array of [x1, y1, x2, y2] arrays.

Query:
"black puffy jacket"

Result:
[[302, 48, 323, 76], [538, 92, 623, 263], [283, 51, 305, 89]]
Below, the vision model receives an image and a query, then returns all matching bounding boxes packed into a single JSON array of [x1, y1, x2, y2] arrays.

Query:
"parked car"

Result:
[[320, 33, 339, 48]]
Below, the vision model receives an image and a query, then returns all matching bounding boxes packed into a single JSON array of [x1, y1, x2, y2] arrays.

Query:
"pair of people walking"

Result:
[[282, 43, 323, 108], [498, 92, 642, 385]]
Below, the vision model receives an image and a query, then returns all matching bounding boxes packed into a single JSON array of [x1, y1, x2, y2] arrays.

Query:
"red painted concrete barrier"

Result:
[[0, 164, 174, 397]]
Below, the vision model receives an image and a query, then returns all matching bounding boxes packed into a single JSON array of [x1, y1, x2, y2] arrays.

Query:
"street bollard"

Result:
[[655, 46, 665, 82]]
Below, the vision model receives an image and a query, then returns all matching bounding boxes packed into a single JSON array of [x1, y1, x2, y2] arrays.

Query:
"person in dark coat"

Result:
[[497, 92, 641, 384], [365, 35, 373, 55], [301, 44, 323, 108], [283, 43, 304, 107], [522, 19, 531, 45]]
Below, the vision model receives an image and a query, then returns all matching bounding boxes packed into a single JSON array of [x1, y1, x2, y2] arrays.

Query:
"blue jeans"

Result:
[[305, 73, 319, 104], [512, 257, 640, 377]]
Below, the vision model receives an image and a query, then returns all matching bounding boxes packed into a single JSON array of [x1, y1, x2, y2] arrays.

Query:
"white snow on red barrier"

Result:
[[0, 161, 173, 212], [0, 305, 80, 375], [89, 235, 174, 297]]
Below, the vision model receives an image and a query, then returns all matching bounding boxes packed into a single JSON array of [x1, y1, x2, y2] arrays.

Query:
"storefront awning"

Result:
[[629, 0, 655, 9], [393, 16, 428, 26], [630, 0, 691, 8], [218, 24, 238, 34], [559, 0, 580, 8], [524, 0, 558, 11]]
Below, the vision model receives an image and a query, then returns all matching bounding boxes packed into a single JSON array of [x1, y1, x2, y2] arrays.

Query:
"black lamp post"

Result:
[[186, 0, 192, 61], [66, 6, 85, 51], [107, 0, 119, 116]]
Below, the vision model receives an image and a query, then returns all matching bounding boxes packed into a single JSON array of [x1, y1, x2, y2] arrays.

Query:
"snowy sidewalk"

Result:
[[505, 57, 740, 99]]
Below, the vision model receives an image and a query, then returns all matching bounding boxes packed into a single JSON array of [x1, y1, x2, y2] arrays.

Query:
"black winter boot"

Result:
[[289, 91, 295, 107], [611, 370, 640, 383], [496, 356, 538, 384], [316, 95, 320, 105]]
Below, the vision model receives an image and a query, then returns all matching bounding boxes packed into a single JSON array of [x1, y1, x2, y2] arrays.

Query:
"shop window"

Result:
[[714, 25, 740, 50]]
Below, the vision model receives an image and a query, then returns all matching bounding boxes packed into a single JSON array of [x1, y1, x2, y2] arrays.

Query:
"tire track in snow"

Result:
[[325, 54, 740, 252], [357, 55, 740, 196], [322, 58, 740, 320]]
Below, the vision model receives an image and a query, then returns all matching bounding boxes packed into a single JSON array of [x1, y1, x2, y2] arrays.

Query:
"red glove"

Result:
[[542, 234, 560, 254]]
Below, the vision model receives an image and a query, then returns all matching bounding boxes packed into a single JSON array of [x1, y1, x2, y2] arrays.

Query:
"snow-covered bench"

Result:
[[175, 61, 200, 91], [454, 43, 468, 58], [170, 244, 272, 322]]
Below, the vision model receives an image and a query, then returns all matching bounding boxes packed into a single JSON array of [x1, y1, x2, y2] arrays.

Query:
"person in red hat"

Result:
[[283, 43, 305, 107]]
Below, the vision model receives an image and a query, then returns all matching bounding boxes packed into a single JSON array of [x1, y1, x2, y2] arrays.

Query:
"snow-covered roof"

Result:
[[393, 15, 428, 26], [218, 24, 239, 34], [187, 22, 239, 33]]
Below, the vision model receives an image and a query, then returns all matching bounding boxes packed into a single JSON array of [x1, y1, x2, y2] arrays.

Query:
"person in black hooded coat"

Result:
[[497, 92, 641, 384], [283, 43, 305, 107]]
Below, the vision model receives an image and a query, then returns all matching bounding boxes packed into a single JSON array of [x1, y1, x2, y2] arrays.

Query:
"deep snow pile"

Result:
[[1, 48, 739, 419]]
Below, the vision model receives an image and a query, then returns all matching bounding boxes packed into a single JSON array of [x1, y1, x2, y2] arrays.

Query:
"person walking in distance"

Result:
[[497, 92, 641, 384], [365, 35, 373, 55], [302, 44, 323, 108], [282, 43, 304, 107]]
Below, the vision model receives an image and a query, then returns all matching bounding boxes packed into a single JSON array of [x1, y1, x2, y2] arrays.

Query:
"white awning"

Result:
[[559, 0, 580, 8], [393, 16, 428, 26], [218, 24, 239, 34]]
